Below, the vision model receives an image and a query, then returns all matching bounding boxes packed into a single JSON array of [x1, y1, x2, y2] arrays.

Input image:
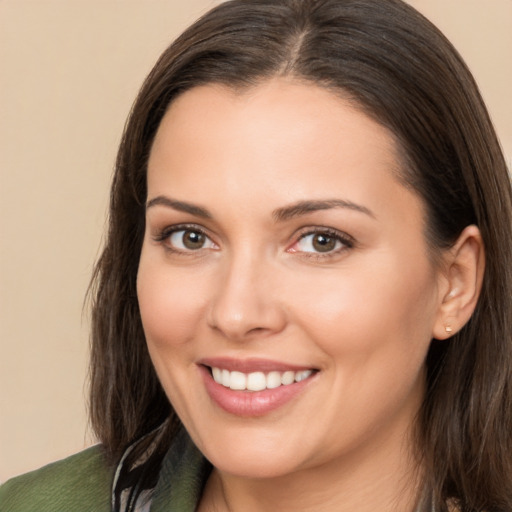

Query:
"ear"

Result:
[[432, 225, 485, 340]]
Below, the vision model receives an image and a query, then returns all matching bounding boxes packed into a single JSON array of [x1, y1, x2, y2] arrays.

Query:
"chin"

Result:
[[193, 423, 311, 479], [208, 451, 302, 480]]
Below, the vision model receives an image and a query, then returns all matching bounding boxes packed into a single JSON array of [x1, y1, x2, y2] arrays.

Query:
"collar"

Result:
[[113, 424, 211, 512]]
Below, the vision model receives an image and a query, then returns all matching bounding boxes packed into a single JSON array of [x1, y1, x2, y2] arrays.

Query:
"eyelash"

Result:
[[153, 224, 354, 259], [153, 224, 216, 255], [289, 227, 355, 260]]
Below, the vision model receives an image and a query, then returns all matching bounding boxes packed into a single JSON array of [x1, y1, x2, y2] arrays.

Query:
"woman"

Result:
[[2, 0, 511, 511]]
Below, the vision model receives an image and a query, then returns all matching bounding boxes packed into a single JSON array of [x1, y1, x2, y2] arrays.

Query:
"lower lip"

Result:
[[199, 366, 316, 417]]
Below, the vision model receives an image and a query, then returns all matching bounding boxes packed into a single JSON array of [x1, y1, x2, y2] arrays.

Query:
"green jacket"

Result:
[[0, 446, 112, 512], [0, 429, 210, 512]]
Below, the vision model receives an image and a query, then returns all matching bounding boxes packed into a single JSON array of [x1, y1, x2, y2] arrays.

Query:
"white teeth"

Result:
[[281, 371, 295, 385], [212, 367, 222, 383], [229, 371, 247, 390], [295, 370, 313, 382], [266, 371, 282, 389], [247, 372, 266, 391], [211, 367, 314, 391]]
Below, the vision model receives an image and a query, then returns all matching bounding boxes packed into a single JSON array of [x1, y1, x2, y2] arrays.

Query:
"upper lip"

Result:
[[198, 357, 316, 373]]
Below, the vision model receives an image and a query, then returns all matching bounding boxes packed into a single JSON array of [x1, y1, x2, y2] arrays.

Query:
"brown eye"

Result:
[[182, 230, 205, 249], [312, 233, 337, 252], [294, 231, 348, 255], [168, 229, 215, 251]]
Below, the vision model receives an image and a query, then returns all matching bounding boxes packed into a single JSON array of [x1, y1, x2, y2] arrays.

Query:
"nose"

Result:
[[206, 253, 287, 341]]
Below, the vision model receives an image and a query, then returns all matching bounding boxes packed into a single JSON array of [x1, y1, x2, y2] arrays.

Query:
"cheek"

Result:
[[136, 256, 210, 350], [287, 255, 438, 363], [295, 259, 437, 429], [136, 254, 214, 419]]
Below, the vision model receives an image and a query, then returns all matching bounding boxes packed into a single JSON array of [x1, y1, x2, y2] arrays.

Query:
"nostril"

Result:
[[247, 326, 265, 335]]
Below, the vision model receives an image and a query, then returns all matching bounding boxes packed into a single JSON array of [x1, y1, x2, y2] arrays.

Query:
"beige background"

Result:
[[1, 0, 511, 482]]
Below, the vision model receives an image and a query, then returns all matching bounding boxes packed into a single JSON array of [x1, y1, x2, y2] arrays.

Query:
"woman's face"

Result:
[[137, 79, 447, 479]]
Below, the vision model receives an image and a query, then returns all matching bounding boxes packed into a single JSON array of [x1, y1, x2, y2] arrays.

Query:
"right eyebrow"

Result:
[[272, 199, 375, 222], [145, 196, 212, 219]]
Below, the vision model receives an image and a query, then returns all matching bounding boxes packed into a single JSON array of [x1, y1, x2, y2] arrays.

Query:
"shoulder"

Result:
[[0, 445, 114, 512]]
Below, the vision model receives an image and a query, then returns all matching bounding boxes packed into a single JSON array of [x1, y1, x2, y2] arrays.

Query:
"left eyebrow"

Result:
[[272, 199, 375, 222], [146, 196, 212, 219]]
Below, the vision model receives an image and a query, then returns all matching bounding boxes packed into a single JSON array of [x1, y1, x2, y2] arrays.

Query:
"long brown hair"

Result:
[[89, 1, 512, 509]]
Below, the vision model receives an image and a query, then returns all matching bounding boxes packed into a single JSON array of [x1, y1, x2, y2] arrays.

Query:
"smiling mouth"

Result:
[[208, 367, 317, 392]]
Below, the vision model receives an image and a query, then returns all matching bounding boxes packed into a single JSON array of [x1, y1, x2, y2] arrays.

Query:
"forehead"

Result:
[[152, 79, 399, 150], [146, 79, 430, 242], [149, 79, 403, 193]]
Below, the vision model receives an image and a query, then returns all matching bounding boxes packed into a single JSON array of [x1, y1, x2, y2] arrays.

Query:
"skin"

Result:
[[137, 79, 482, 511]]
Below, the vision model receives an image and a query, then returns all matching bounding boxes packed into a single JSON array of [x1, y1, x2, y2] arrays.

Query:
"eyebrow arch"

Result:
[[146, 196, 212, 219], [273, 199, 375, 222]]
